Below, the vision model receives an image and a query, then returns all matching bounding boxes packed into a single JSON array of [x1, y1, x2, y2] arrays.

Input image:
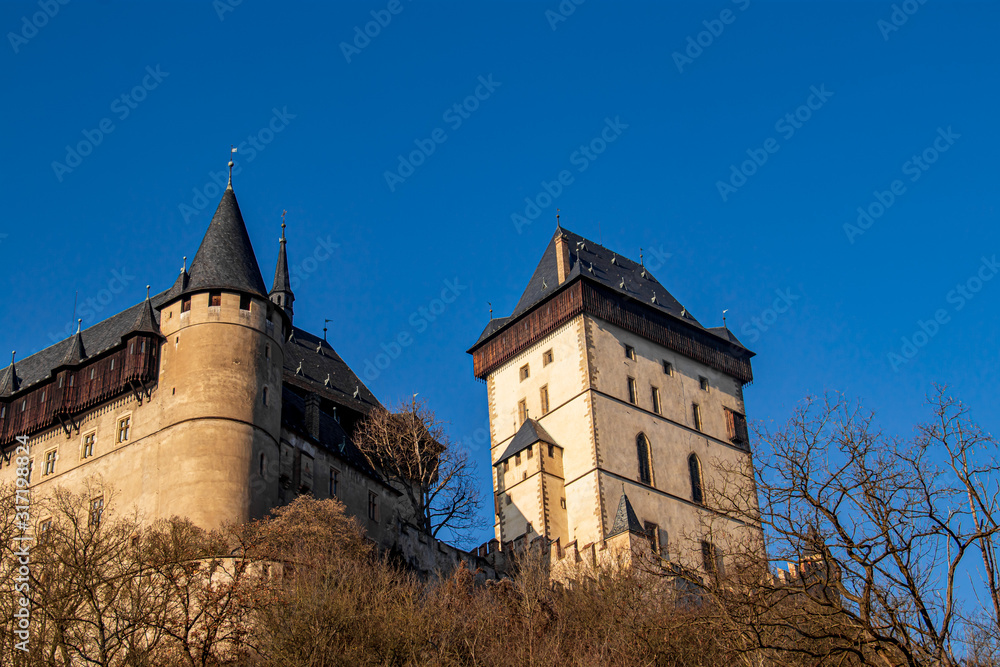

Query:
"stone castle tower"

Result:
[[469, 227, 758, 574]]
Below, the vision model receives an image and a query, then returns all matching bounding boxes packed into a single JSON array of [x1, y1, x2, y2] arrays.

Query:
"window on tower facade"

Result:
[[540, 385, 550, 415], [662, 360, 674, 376], [240, 294, 251, 311], [368, 492, 379, 521], [692, 403, 703, 431], [651, 386, 661, 414], [699, 376, 710, 392], [542, 349, 554, 366], [726, 408, 749, 447], [181, 297, 191, 313], [627, 377, 637, 405], [90, 496, 105, 527], [644, 521, 660, 554], [518, 399, 528, 424], [83, 432, 95, 458], [519, 364, 530, 381], [330, 468, 340, 497], [689, 454, 704, 504], [701, 540, 718, 576], [44, 449, 56, 475], [209, 291, 222, 307], [625, 344, 636, 361], [117, 416, 131, 443], [637, 433, 653, 485]]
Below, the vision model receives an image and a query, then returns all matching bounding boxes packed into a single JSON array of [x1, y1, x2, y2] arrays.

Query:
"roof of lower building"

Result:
[[282, 327, 382, 415], [497, 418, 558, 463], [607, 491, 645, 538]]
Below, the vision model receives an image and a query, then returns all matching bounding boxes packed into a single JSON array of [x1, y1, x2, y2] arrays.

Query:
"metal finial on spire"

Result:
[[76, 318, 82, 334], [640, 248, 644, 266], [723, 309, 729, 328], [488, 302, 493, 320], [228, 145, 237, 186], [556, 209, 560, 228], [182, 256, 187, 273], [324, 318, 332, 342], [146, 285, 151, 300], [11, 351, 15, 365], [280, 210, 287, 242]]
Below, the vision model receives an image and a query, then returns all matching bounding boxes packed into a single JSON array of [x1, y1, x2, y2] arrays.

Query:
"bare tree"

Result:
[[700, 387, 1000, 667], [354, 399, 483, 543]]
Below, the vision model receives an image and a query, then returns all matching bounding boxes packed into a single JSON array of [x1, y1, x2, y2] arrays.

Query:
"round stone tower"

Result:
[[153, 184, 288, 528]]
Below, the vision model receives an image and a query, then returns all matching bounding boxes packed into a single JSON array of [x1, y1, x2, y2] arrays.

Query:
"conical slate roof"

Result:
[[607, 490, 644, 538], [128, 296, 161, 337], [58, 325, 87, 368], [0, 355, 19, 397], [184, 187, 267, 297]]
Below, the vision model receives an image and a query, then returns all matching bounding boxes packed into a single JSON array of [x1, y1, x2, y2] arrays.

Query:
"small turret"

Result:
[[269, 210, 294, 325]]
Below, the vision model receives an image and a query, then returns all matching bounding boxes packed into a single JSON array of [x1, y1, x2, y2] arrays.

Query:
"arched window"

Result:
[[689, 453, 704, 504], [636, 433, 652, 485]]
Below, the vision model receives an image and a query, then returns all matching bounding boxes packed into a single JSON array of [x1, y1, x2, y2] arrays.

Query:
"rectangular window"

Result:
[[548, 444, 554, 458], [701, 540, 717, 576], [181, 297, 191, 313], [542, 349, 554, 366], [519, 364, 530, 381], [651, 386, 661, 414], [83, 432, 95, 458], [39, 519, 52, 544], [625, 345, 636, 361], [644, 522, 660, 554], [503, 460, 509, 473], [539, 385, 550, 415], [692, 404, 702, 432], [209, 291, 222, 307], [515, 453, 521, 465], [726, 409, 749, 447], [699, 376, 710, 392], [44, 450, 56, 475], [518, 399, 528, 424], [527, 445, 533, 459], [663, 360, 674, 376], [368, 492, 379, 521], [117, 416, 131, 443], [560, 498, 566, 509], [627, 377, 637, 405], [90, 497, 104, 527], [330, 468, 339, 497], [239, 294, 252, 311]]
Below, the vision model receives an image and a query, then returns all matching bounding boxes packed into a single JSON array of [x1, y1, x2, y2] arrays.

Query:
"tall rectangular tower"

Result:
[[469, 228, 758, 573]]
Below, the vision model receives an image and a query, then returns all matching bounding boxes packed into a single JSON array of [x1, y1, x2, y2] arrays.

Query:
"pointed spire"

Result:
[[59, 320, 87, 368], [0, 351, 19, 397], [129, 287, 161, 337], [269, 210, 294, 323], [607, 488, 644, 538], [183, 187, 268, 298]]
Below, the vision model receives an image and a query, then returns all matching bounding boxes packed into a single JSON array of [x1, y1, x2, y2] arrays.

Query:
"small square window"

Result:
[[239, 294, 252, 311], [519, 364, 530, 381], [625, 345, 636, 361], [181, 297, 191, 313], [117, 416, 131, 443], [699, 376, 710, 392], [663, 360, 674, 376], [627, 377, 637, 405], [542, 349, 554, 366], [209, 291, 222, 307]]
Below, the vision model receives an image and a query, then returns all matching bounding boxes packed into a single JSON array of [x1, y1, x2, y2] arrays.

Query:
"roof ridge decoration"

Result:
[[607, 488, 645, 538]]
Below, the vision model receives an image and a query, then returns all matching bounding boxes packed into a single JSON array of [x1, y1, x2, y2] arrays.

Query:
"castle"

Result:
[[0, 170, 760, 579]]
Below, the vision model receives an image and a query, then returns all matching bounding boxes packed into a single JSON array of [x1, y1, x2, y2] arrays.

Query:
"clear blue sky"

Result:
[[1, 1, 997, 547]]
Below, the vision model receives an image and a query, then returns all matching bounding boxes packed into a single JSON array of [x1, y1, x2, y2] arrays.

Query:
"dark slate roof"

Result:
[[475, 227, 740, 348], [183, 187, 268, 298], [0, 290, 170, 397], [607, 491, 644, 538], [706, 326, 748, 350], [57, 327, 87, 369], [283, 327, 382, 415], [0, 357, 19, 397], [270, 227, 291, 296], [280, 387, 388, 486], [497, 418, 558, 463]]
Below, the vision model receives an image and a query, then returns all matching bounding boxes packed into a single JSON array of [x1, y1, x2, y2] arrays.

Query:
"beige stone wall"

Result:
[[485, 311, 759, 574], [0, 291, 287, 531]]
